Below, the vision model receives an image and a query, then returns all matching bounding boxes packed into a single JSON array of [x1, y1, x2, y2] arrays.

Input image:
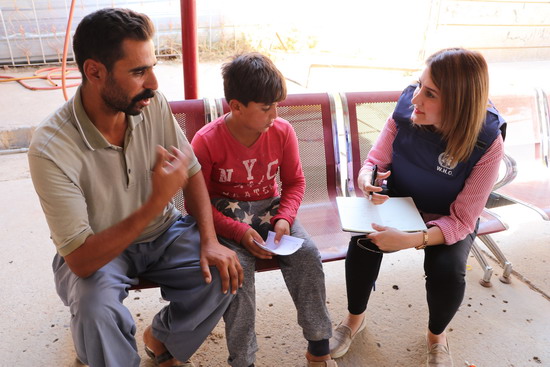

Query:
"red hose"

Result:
[[62, 0, 78, 101], [0, 0, 81, 94], [0, 67, 80, 91]]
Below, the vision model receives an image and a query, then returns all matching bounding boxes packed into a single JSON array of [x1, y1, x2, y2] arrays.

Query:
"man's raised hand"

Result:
[[150, 145, 189, 210]]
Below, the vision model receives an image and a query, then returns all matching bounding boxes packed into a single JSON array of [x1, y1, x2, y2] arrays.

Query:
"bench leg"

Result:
[[477, 234, 513, 284], [471, 241, 494, 287]]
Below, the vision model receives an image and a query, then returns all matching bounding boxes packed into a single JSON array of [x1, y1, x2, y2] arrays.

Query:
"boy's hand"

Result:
[[273, 219, 290, 243], [241, 228, 273, 259]]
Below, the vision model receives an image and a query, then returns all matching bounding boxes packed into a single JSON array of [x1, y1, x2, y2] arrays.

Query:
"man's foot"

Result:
[[143, 325, 195, 367]]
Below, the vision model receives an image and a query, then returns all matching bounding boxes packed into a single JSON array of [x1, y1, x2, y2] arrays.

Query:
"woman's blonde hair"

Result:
[[427, 47, 489, 164]]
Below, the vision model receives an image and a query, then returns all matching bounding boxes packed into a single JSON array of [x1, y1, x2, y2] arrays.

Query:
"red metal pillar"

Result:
[[180, 0, 198, 99]]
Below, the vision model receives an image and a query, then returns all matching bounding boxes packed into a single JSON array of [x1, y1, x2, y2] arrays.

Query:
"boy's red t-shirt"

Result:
[[191, 115, 305, 243]]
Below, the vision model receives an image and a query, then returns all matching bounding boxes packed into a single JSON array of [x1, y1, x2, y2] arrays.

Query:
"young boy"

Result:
[[190, 53, 337, 367]]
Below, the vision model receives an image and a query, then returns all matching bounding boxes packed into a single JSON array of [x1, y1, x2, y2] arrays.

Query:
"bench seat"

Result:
[[129, 90, 517, 291]]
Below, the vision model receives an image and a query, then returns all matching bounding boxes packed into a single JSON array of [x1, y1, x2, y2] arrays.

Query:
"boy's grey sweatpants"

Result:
[[52, 216, 234, 367], [215, 198, 333, 367]]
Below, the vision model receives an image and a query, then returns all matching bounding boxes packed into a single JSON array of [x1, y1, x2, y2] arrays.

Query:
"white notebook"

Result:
[[336, 196, 427, 233]]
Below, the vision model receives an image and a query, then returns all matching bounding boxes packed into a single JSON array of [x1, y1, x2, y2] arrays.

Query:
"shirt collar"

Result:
[[71, 86, 143, 151]]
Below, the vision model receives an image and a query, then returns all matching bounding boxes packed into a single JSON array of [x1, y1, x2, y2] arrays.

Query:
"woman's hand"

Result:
[[367, 223, 417, 252], [358, 169, 391, 203], [240, 228, 273, 259]]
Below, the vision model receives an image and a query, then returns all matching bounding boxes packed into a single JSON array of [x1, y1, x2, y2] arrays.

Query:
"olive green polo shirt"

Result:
[[28, 87, 200, 256]]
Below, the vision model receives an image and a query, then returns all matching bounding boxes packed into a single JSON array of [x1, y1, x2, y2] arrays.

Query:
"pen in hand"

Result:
[[369, 164, 378, 200]]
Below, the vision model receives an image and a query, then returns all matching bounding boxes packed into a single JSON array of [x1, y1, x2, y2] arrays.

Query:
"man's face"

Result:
[[101, 39, 158, 116]]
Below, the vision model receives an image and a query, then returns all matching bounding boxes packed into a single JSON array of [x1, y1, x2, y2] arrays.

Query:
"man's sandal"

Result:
[[144, 345, 195, 367]]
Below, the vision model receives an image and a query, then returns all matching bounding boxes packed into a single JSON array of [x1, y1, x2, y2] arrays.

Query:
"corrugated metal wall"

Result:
[[0, 0, 183, 66]]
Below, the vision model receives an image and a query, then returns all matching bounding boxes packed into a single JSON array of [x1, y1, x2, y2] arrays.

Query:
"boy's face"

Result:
[[236, 101, 278, 133]]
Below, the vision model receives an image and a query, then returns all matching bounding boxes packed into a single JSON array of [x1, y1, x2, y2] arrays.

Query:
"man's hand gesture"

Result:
[[150, 145, 189, 210]]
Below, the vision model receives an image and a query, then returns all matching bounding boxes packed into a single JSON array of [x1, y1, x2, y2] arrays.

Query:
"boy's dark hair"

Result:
[[73, 8, 155, 81], [222, 53, 287, 106]]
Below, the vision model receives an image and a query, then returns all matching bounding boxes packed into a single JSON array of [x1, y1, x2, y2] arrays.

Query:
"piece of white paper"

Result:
[[254, 231, 304, 255]]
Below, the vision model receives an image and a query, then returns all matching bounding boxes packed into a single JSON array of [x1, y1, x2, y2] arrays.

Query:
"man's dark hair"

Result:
[[222, 52, 287, 106], [73, 8, 155, 81]]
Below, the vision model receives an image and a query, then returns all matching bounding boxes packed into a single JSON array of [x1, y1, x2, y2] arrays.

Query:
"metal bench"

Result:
[[131, 90, 520, 290], [131, 93, 348, 289]]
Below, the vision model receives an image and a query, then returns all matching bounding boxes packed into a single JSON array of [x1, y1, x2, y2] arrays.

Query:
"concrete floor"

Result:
[[1, 60, 550, 366], [1, 151, 550, 367]]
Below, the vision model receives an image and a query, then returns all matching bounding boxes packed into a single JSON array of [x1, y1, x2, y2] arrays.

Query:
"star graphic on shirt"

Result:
[[259, 212, 273, 226], [242, 212, 254, 224], [225, 202, 241, 212]]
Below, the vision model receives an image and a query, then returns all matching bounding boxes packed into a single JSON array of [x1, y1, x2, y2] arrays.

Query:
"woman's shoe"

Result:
[[426, 341, 453, 367], [307, 360, 338, 367], [329, 315, 367, 358]]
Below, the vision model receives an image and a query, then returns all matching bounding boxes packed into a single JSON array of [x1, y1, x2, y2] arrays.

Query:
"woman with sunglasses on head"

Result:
[[329, 48, 505, 367]]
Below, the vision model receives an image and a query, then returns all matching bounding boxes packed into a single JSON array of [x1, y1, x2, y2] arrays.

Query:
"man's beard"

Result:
[[102, 76, 155, 116]]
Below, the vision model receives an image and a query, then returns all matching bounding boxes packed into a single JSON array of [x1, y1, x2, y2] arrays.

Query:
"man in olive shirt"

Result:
[[28, 8, 243, 367]]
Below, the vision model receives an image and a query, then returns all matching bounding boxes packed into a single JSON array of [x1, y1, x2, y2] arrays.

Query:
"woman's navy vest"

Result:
[[388, 85, 506, 215]]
